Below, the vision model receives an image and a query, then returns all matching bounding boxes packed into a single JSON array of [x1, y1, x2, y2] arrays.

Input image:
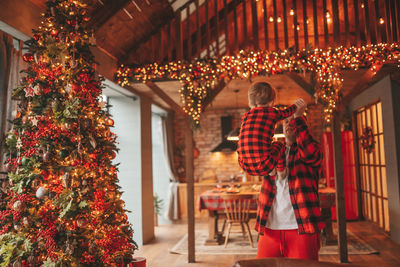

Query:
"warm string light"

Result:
[[116, 43, 400, 125]]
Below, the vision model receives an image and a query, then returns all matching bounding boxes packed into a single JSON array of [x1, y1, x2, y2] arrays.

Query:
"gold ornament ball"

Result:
[[13, 200, 24, 212]]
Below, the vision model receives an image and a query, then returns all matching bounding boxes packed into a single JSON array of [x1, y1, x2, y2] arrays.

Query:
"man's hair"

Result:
[[248, 82, 276, 108]]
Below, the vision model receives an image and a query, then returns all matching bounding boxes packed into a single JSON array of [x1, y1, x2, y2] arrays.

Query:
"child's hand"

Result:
[[293, 98, 306, 117]]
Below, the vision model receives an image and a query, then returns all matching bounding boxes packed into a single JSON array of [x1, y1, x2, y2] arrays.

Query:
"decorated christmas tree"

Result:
[[1, 0, 136, 265]]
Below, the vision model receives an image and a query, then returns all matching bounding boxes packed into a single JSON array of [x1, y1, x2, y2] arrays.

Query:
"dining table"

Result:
[[198, 185, 337, 246]]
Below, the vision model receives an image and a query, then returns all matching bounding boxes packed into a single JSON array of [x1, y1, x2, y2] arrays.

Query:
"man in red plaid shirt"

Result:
[[255, 103, 325, 261]]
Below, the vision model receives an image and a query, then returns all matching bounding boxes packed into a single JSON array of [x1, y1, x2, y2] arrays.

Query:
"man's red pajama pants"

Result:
[[257, 228, 320, 260]]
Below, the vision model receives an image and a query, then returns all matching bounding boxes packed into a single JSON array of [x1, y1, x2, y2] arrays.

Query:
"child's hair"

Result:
[[248, 82, 276, 108]]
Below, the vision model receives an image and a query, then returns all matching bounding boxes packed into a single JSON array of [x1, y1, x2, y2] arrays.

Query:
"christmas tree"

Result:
[[1, 0, 137, 266]]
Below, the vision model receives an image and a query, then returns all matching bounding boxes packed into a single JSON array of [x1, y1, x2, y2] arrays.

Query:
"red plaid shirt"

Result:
[[254, 117, 325, 235], [237, 105, 296, 164]]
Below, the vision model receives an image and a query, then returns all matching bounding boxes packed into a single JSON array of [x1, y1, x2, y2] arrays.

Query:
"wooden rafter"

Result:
[[145, 81, 185, 114], [88, 0, 131, 30], [285, 72, 315, 96], [124, 0, 242, 63], [123, 1, 192, 59], [202, 80, 227, 111]]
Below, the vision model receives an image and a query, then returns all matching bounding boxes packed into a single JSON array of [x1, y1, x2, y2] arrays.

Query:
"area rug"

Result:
[[170, 230, 378, 255]]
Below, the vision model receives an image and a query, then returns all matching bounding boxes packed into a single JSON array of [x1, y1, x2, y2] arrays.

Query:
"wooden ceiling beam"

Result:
[[146, 81, 185, 114], [338, 63, 399, 115], [285, 72, 315, 97], [88, 0, 131, 30], [124, 0, 241, 64], [202, 79, 227, 111], [122, 1, 194, 59]]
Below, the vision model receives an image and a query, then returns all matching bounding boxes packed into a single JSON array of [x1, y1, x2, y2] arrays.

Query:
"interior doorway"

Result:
[[355, 101, 390, 232]]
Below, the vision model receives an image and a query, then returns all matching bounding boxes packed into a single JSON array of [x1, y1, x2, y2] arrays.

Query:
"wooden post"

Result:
[[332, 115, 348, 263], [331, 0, 340, 45], [322, 0, 329, 47], [262, 0, 269, 50], [215, 0, 220, 56], [141, 96, 155, 244], [185, 119, 195, 263], [251, 0, 259, 50], [206, 0, 210, 57], [390, 0, 399, 41], [196, 0, 201, 57], [293, 0, 299, 51], [177, 11, 183, 60], [187, 6, 192, 60], [351, 112, 364, 219], [374, 0, 382, 43], [343, 0, 350, 47], [283, 0, 289, 48], [363, 0, 372, 44], [353, 0, 361, 46], [224, 0, 229, 54], [384, 0, 392, 43], [168, 22, 173, 61], [159, 28, 165, 63], [312, 0, 319, 47], [302, 0, 309, 48], [233, 0, 239, 52], [272, 0, 279, 50], [242, 0, 248, 47]]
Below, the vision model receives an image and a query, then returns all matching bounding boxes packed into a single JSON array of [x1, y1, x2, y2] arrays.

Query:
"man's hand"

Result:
[[293, 98, 306, 118]]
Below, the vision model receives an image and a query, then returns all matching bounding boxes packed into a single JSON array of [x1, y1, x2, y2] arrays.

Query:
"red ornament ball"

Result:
[[89, 153, 97, 160], [106, 118, 114, 126], [23, 53, 34, 62], [50, 29, 59, 37]]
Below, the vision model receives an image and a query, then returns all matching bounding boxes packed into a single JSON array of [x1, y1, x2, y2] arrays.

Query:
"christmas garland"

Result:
[[116, 43, 400, 125]]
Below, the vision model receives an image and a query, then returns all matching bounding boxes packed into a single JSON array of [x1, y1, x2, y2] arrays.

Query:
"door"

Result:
[[355, 101, 390, 232]]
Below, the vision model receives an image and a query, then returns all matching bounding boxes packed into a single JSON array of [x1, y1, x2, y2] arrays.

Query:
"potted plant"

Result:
[[153, 194, 163, 226]]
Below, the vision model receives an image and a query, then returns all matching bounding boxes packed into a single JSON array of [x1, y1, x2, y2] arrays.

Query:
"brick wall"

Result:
[[172, 104, 325, 182]]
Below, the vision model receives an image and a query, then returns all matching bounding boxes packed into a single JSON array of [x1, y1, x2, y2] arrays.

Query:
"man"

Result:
[[255, 103, 325, 260]]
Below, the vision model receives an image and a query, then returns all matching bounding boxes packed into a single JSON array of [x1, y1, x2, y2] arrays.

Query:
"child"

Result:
[[237, 82, 305, 176]]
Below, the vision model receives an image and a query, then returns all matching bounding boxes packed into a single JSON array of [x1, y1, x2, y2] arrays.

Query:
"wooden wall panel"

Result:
[[215, 0, 220, 56], [312, 0, 319, 47], [262, 0, 269, 50], [251, 0, 259, 50], [332, 0, 340, 45], [272, 0, 279, 50], [283, 0, 289, 48]]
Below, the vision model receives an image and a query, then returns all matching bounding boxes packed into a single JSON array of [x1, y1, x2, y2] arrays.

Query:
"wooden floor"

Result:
[[133, 220, 400, 267]]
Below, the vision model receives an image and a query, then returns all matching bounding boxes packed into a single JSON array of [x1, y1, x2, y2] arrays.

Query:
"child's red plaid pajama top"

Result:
[[237, 105, 296, 176]]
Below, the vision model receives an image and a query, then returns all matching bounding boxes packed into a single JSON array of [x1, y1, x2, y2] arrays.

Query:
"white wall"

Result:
[[108, 96, 143, 246], [350, 75, 400, 244]]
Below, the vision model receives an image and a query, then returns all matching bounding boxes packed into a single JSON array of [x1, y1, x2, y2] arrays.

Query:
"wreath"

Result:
[[361, 126, 375, 153]]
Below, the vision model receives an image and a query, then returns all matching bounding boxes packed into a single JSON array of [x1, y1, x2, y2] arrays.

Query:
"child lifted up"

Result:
[[237, 82, 306, 176]]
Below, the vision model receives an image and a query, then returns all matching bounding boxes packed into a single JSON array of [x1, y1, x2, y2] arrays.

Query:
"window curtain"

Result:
[[0, 31, 15, 171], [162, 113, 180, 221]]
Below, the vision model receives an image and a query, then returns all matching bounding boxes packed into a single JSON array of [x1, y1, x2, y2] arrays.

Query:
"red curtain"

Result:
[[321, 131, 359, 220]]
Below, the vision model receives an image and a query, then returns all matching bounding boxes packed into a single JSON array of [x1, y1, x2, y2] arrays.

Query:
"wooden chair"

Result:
[[221, 193, 254, 248]]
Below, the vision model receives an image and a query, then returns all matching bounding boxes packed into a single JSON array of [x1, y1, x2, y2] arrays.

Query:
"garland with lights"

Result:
[[116, 43, 400, 125], [1, 0, 136, 266]]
